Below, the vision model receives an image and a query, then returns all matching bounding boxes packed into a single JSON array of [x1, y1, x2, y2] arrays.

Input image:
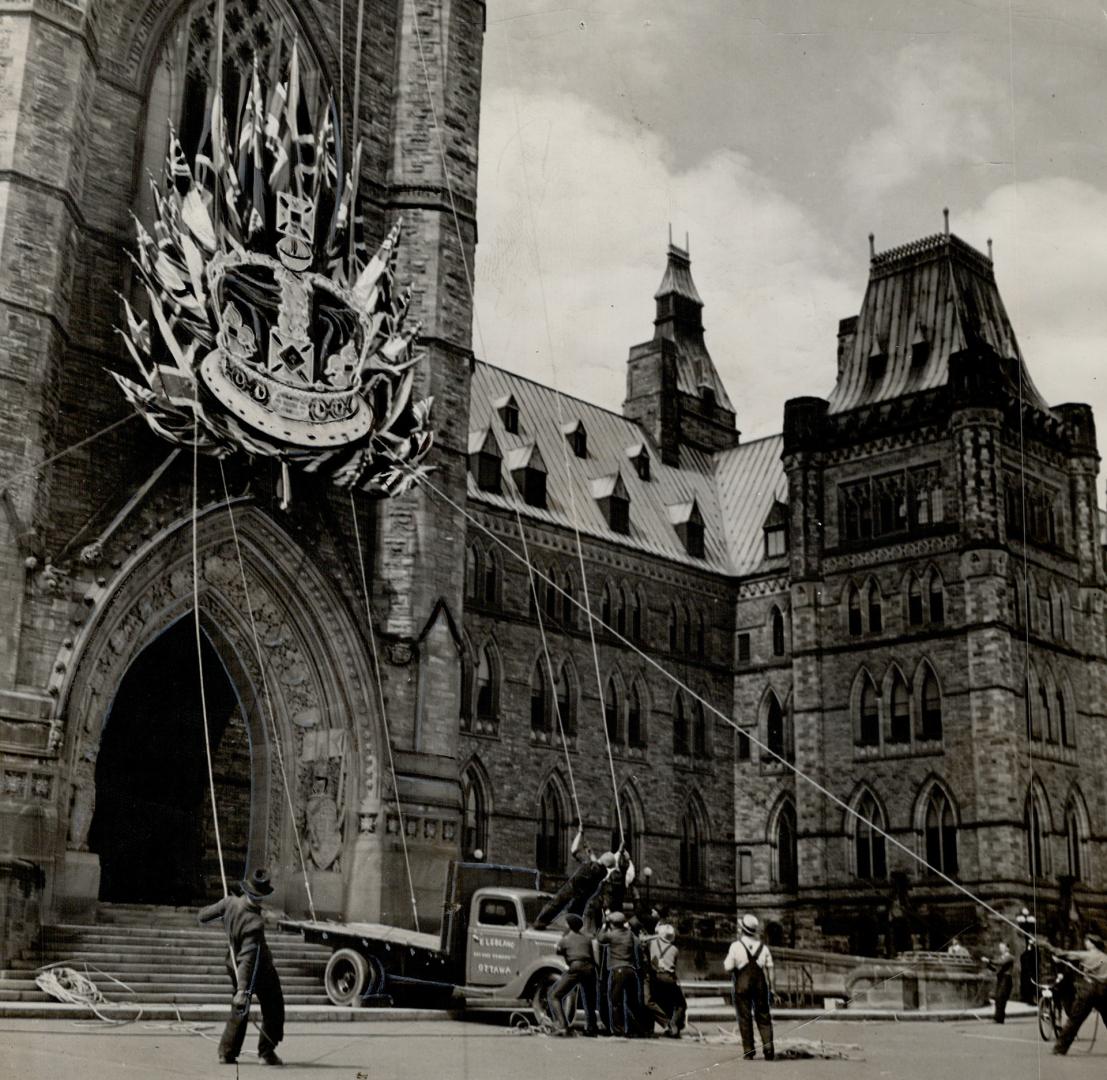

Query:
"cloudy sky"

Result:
[[473, 0, 1107, 461]]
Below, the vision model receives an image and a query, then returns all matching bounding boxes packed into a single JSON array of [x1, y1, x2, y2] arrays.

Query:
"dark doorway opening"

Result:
[[89, 618, 251, 905]]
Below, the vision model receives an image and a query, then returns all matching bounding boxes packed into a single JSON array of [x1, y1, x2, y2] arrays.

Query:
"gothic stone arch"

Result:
[[56, 502, 382, 919]]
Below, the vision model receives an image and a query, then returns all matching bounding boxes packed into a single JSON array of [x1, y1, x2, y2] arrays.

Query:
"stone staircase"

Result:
[[0, 903, 333, 1016]]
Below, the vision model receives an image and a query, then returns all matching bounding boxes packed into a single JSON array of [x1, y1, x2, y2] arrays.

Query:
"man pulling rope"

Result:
[[199, 867, 285, 1067]]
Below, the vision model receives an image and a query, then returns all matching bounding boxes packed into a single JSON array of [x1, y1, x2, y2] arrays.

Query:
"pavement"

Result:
[[1, 1013, 1103, 1080]]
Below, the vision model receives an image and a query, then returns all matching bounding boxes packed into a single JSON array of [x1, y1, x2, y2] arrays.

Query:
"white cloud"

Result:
[[474, 87, 857, 440], [842, 41, 1006, 203], [960, 178, 1107, 464]]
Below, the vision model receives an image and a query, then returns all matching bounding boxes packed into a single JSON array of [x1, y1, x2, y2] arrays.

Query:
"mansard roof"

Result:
[[468, 361, 734, 569], [713, 434, 788, 575], [828, 230, 1050, 414]]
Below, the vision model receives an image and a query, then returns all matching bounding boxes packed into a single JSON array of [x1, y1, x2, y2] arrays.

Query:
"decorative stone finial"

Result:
[[868, 233, 875, 258], [943, 208, 950, 236]]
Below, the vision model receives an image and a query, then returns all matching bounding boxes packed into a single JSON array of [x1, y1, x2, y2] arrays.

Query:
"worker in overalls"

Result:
[[199, 868, 285, 1067], [723, 914, 775, 1061]]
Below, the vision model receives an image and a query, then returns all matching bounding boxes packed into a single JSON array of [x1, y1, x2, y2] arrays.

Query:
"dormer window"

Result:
[[562, 419, 587, 458], [468, 429, 502, 494], [669, 499, 705, 558], [701, 385, 717, 410], [911, 327, 929, 366], [763, 499, 789, 559], [507, 444, 547, 509], [868, 343, 887, 382], [626, 443, 651, 481], [495, 394, 520, 434], [592, 473, 630, 536]]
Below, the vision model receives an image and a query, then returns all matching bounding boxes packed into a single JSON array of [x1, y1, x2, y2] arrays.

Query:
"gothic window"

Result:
[[771, 607, 785, 656], [601, 582, 613, 629], [465, 545, 480, 602], [775, 800, 798, 890], [1026, 675, 1040, 740], [543, 569, 558, 620], [536, 783, 566, 873], [1059, 688, 1074, 748], [483, 551, 499, 607], [840, 480, 872, 543], [668, 604, 679, 652], [673, 695, 689, 756], [562, 572, 575, 627], [137, 0, 326, 227], [696, 612, 706, 659], [604, 677, 623, 745], [1026, 789, 1048, 879], [889, 673, 910, 745], [682, 606, 693, 654], [616, 587, 628, 635], [476, 646, 497, 727], [909, 465, 944, 527], [874, 471, 908, 537], [628, 683, 645, 747], [766, 693, 786, 760], [854, 791, 887, 880], [920, 669, 942, 741], [923, 787, 958, 877], [555, 663, 575, 736], [908, 577, 923, 627], [858, 674, 879, 747], [1066, 800, 1086, 881], [848, 586, 863, 636], [460, 647, 473, 730], [632, 590, 643, 640], [867, 583, 882, 634], [929, 574, 945, 624], [1040, 683, 1054, 743], [692, 700, 708, 758], [679, 803, 708, 887], [460, 765, 488, 858], [530, 662, 548, 734]]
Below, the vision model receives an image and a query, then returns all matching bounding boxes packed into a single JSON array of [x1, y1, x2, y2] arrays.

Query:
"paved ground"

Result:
[[0, 1014, 1102, 1079]]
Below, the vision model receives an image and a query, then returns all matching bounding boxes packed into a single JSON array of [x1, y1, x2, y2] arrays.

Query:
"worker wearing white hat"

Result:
[[723, 914, 775, 1060]]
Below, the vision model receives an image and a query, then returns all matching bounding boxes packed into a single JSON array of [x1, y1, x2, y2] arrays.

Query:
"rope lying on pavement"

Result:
[[34, 964, 143, 1025]]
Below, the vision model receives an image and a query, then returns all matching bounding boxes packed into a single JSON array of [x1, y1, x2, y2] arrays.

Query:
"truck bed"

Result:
[[280, 919, 443, 956]]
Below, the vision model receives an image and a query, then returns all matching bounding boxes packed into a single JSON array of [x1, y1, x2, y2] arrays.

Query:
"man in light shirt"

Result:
[[642, 923, 686, 1037], [1051, 933, 1107, 1055], [723, 913, 774, 1061]]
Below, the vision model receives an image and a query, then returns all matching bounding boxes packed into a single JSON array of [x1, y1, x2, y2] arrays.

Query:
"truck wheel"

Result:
[[325, 949, 370, 1006], [530, 971, 574, 1028]]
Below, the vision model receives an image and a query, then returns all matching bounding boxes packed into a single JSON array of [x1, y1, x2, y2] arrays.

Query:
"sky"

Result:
[[472, 0, 1107, 462]]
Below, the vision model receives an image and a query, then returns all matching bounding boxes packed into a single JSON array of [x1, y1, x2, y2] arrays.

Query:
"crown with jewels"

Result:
[[113, 46, 433, 500]]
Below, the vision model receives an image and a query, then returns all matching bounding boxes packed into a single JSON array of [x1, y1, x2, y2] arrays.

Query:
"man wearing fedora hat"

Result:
[[724, 914, 775, 1061], [199, 868, 285, 1066]]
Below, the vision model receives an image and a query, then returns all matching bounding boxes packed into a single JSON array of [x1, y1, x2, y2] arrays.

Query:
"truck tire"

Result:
[[530, 970, 575, 1028], [325, 949, 370, 1006]]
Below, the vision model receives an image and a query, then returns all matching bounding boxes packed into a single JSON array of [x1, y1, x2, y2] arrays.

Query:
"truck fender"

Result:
[[509, 956, 569, 1001]]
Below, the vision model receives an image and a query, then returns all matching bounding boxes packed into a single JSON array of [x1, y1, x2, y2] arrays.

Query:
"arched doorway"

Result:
[[88, 618, 250, 905]]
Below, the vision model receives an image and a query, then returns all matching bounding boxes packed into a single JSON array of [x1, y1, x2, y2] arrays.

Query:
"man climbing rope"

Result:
[[199, 868, 285, 1067], [724, 914, 775, 1061], [532, 827, 614, 930]]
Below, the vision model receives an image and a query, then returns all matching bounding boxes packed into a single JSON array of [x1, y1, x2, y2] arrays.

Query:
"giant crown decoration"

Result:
[[115, 45, 433, 502]]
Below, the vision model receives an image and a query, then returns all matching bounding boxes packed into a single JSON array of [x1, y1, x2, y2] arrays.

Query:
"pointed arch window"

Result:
[[476, 647, 497, 729], [908, 577, 923, 627], [632, 591, 644, 640], [1025, 675, 1038, 740], [692, 700, 708, 758], [929, 575, 945, 624], [460, 647, 473, 731], [680, 804, 707, 887], [1059, 689, 1074, 748], [673, 695, 689, 756], [562, 572, 575, 628], [1066, 802, 1085, 881], [1026, 792, 1047, 879], [668, 604, 679, 652], [602, 583, 614, 629], [682, 605, 692, 654], [530, 661, 549, 735], [854, 791, 887, 880], [555, 663, 576, 736], [890, 674, 910, 745], [460, 766, 489, 858], [868, 583, 883, 634], [924, 788, 958, 876], [766, 693, 786, 759], [1041, 683, 1055, 743], [536, 783, 566, 873], [616, 587, 628, 635], [920, 670, 942, 741], [465, 545, 480, 602], [775, 800, 798, 890], [604, 677, 623, 744], [858, 674, 879, 747], [696, 612, 706, 659], [543, 569, 558, 620], [483, 551, 499, 607], [848, 587, 862, 636], [628, 683, 646, 748], [771, 607, 785, 657]]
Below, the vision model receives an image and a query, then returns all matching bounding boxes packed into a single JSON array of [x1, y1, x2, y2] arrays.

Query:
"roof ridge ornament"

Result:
[[114, 44, 434, 506]]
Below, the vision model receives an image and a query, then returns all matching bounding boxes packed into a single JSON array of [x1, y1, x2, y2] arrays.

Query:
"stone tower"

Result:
[[0, 0, 484, 956]]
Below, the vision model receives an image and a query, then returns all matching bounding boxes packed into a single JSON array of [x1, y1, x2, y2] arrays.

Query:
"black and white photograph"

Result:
[[2, 0, 1107, 1076]]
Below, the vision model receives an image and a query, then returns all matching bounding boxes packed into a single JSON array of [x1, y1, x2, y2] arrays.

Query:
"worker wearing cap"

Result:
[[723, 914, 774, 1061], [596, 910, 639, 1036], [1051, 933, 1107, 1055], [533, 828, 613, 930], [549, 913, 599, 1036], [642, 923, 686, 1037], [198, 868, 285, 1067]]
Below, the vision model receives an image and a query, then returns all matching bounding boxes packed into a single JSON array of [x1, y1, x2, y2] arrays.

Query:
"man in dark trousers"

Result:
[[199, 868, 285, 1066], [596, 910, 639, 1037], [1051, 934, 1107, 1055], [532, 827, 614, 930], [981, 941, 1014, 1023], [723, 914, 775, 1061], [642, 923, 686, 1038], [549, 913, 599, 1036]]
